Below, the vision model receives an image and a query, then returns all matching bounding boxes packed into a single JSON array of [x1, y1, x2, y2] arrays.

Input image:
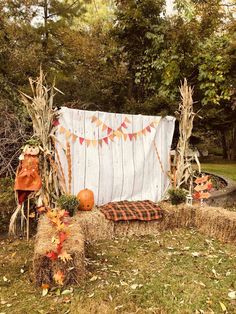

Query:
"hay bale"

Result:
[[76, 208, 114, 242], [195, 206, 236, 244], [33, 215, 85, 286]]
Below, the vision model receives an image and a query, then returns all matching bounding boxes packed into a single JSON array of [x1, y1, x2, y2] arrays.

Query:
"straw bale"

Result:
[[76, 208, 114, 242], [33, 215, 85, 286], [195, 206, 236, 244]]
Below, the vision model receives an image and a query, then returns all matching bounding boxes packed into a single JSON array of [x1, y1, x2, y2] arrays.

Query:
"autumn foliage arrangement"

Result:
[[41, 207, 72, 286]]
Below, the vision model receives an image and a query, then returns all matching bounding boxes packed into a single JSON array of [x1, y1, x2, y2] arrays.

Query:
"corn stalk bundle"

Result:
[[175, 79, 198, 188], [20, 69, 64, 206]]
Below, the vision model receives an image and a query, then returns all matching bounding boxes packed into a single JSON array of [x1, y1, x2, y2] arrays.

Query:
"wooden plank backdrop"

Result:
[[56, 107, 175, 205]]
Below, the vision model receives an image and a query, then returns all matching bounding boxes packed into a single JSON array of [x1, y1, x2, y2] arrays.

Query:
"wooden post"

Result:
[[27, 198, 30, 241]]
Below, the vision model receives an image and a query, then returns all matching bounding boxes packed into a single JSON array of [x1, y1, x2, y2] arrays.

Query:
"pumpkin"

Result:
[[77, 189, 94, 211]]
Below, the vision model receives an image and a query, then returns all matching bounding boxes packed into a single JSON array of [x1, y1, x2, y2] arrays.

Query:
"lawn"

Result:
[[200, 162, 236, 182], [1, 229, 236, 314]]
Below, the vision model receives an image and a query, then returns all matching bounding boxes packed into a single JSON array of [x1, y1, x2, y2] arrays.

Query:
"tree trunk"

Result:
[[231, 126, 236, 161], [43, 0, 49, 51], [220, 129, 228, 160]]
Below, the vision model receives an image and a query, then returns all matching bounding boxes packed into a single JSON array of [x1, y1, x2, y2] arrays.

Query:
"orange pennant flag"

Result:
[[71, 134, 77, 143], [95, 119, 102, 127], [114, 130, 122, 138], [91, 116, 97, 123], [86, 139, 91, 147], [124, 117, 131, 124], [150, 122, 155, 128], [137, 131, 142, 137], [102, 123, 107, 132], [133, 133, 137, 140], [123, 133, 128, 141], [109, 134, 115, 141], [59, 126, 66, 134], [92, 140, 97, 147], [65, 129, 71, 139], [142, 129, 147, 135]]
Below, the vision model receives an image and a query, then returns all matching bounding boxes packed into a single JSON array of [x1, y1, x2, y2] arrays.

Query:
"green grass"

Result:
[[200, 163, 236, 182], [1, 230, 236, 313]]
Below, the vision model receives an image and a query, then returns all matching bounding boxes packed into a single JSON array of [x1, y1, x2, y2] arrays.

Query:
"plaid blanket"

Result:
[[99, 200, 163, 222]]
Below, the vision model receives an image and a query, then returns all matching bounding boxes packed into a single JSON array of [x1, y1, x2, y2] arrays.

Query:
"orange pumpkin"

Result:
[[77, 189, 94, 211]]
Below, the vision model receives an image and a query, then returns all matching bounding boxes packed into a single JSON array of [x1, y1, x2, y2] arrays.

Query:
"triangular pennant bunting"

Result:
[[103, 137, 108, 144], [128, 133, 133, 141], [107, 127, 112, 135], [123, 133, 128, 141], [95, 119, 102, 127], [71, 134, 77, 143], [146, 126, 151, 133], [65, 130, 71, 139], [79, 137, 85, 145], [59, 126, 66, 134], [102, 123, 107, 132], [92, 140, 97, 147], [124, 117, 131, 124], [91, 116, 97, 123], [121, 122, 127, 129], [109, 134, 115, 141], [86, 139, 91, 147]]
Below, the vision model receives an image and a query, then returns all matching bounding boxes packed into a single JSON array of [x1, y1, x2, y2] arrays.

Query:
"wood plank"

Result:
[[84, 110, 99, 204], [97, 112, 114, 205], [131, 114, 144, 201], [121, 114, 135, 200]]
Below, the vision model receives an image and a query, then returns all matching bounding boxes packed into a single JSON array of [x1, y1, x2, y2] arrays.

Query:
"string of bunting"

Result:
[[58, 118, 161, 147], [91, 115, 131, 135]]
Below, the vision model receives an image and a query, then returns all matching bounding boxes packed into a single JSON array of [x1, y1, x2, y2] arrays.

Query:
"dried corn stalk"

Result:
[[20, 68, 64, 205], [175, 79, 198, 188]]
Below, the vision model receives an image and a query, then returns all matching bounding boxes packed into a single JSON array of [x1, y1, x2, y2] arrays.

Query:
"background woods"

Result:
[[0, 0, 236, 176]]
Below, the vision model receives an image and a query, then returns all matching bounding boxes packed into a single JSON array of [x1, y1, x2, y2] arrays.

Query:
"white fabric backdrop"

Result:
[[56, 107, 175, 205]]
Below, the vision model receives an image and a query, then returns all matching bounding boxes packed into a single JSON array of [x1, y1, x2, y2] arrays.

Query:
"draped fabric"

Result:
[[56, 107, 175, 205]]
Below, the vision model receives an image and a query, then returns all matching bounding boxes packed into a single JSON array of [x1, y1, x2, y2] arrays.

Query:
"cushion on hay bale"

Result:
[[99, 200, 163, 221], [33, 215, 85, 287]]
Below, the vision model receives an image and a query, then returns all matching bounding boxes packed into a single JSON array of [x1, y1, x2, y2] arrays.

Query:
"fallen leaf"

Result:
[[61, 288, 73, 295], [130, 284, 139, 290], [228, 291, 236, 300], [42, 288, 48, 297], [219, 301, 227, 312], [115, 305, 124, 310], [88, 293, 94, 298], [192, 252, 200, 257], [89, 275, 98, 282]]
